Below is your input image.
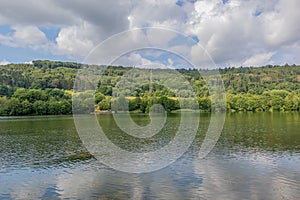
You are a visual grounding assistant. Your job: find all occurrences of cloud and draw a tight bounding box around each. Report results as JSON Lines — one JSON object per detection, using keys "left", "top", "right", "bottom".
{"left": 262, "top": 0, "right": 300, "bottom": 47}
{"left": 0, "top": 0, "right": 76, "bottom": 26}
{"left": 243, "top": 52, "right": 275, "bottom": 66}
{"left": 128, "top": 0, "right": 185, "bottom": 29}
{"left": 0, "top": 59, "right": 10, "bottom": 65}
{"left": 187, "top": 0, "right": 300, "bottom": 66}
{"left": 0, "top": 0, "right": 299, "bottom": 67}
{"left": 146, "top": 27, "right": 178, "bottom": 47}
{"left": 0, "top": 25, "right": 48, "bottom": 49}
{"left": 54, "top": 23, "right": 95, "bottom": 58}
{"left": 112, "top": 52, "right": 169, "bottom": 69}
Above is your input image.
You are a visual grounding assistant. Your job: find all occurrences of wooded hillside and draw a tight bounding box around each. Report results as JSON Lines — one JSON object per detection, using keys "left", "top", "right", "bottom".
{"left": 0, "top": 60, "right": 299, "bottom": 115}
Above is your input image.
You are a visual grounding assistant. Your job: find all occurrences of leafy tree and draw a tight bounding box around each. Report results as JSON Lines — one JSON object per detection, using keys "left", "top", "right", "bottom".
{"left": 95, "top": 92, "right": 105, "bottom": 104}
{"left": 98, "top": 97, "right": 111, "bottom": 110}
{"left": 32, "top": 100, "right": 48, "bottom": 115}
{"left": 129, "top": 97, "right": 142, "bottom": 111}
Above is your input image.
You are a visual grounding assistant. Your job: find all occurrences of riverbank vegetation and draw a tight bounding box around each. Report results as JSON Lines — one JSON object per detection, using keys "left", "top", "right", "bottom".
{"left": 0, "top": 60, "right": 299, "bottom": 115}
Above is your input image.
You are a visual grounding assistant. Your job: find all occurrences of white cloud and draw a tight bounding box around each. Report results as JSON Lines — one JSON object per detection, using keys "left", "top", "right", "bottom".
{"left": 0, "top": 59, "right": 10, "bottom": 65}
{"left": 262, "top": 0, "right": 300, "bottom": 47}
{"left": 129, "top": 0, "right": 184, "bottom": 30}
{"left": 186, "top": 0, "right": 300, "bottom": 66}
{"left": 13, "top": 26, "right": 48, "bottom": 47}
{"left": 243, "top": 52, "right": 275, "bottom": 67}
{"left": 54, "top": 22, "right": 95, "bottom": 58}
{"left": 113, "top": 52, "right": 166, "bottom": 69}
{"left": 146, "top": 26, "right": 177, "bottom": 47}
{"left": 0, "top": 25, "right": 48, "bottom": 49}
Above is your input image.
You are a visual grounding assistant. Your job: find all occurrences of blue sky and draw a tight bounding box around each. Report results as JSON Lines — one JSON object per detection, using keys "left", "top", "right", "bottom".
{"left": 0, "top": 0, "right": 299, "bottom": 68}
{"left": 38, "top": 26, "right": 60, "bottom": 43}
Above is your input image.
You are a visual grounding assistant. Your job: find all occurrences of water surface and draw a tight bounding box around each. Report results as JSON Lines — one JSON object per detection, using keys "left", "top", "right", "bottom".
{"left": 0, "top": 113, "right": 299, "bottom": 199}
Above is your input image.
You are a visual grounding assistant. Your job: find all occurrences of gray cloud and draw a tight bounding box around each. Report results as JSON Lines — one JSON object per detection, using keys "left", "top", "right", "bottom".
{"left": 0, "top": 0, "right": 76, "bottom": 26}
{"left": 54, "top": 0, "right": 131, "bottom": 36}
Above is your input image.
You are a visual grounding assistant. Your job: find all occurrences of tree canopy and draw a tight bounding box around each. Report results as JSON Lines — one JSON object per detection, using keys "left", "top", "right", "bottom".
{"left": 0, "top": 60, "right": 299, "bottom": 115}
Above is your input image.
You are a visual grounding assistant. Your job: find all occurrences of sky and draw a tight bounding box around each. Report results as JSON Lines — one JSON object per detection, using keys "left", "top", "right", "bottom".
{"left": 0, "top": 0, "right": 299, "bottom": 68}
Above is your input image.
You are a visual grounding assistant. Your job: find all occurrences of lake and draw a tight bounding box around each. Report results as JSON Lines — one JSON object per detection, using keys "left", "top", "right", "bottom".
{"left": 0, "top": 113, "right": 299, "bottom": 199}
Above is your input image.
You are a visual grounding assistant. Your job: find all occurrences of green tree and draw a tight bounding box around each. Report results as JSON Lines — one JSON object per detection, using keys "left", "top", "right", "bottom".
{"left": 32, "top": 100, "right": 48, "bottom": 115}
{"left": 129, "top": 97, "right": 142, "bottom": 111}
{"left": 95, "top": 92, "right": 105, "bottom": 104}
{"left": 98, "top": 97, "right": 111, "bottom": 110}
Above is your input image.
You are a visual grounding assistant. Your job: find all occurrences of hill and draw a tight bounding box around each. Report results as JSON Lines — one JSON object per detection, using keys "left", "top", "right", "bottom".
{"left": 0, "top": 60, "right": 299, "bottom": 115}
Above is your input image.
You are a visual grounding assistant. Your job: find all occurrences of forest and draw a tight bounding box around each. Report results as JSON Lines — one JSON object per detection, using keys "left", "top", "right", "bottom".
{"left": 0, "top": 60, "right": 299, "bottom": 115}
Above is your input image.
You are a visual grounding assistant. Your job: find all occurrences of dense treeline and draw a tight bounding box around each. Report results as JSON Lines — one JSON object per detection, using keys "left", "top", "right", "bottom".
{"left": 0, "top": 60, "right": 299, "bottom": 115}
{"left": 0, "top": 88, "right": 72, "bottom": 115}
{"left": 0, "top": 60, "right": 77, "bottom": 115}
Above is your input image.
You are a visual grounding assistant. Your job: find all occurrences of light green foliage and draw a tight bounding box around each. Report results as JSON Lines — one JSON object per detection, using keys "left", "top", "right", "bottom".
{"left": 0, "top": 61, "right": 299, "bottom": 115}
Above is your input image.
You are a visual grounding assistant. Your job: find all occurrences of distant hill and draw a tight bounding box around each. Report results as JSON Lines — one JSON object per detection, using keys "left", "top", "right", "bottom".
{"left": 0, "top": 60, "right": 299, "bottom": 115}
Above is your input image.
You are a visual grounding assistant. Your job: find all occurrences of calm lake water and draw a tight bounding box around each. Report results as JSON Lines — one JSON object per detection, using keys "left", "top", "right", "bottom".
{"left": 0, "top": 113, "right": 299, "bottom": 199}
